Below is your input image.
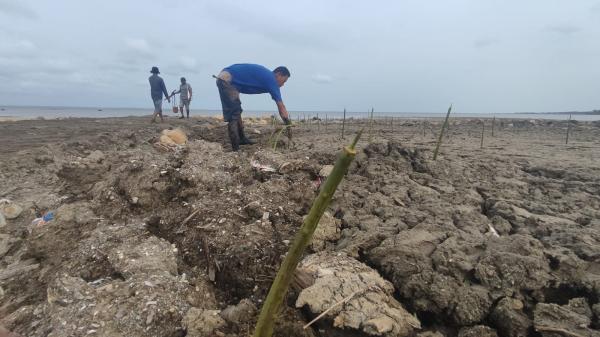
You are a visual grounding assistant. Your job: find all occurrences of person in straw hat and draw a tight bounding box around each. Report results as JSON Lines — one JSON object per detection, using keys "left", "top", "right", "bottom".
{"left": 148, "top": 66, "right": 170, "bottom": 123}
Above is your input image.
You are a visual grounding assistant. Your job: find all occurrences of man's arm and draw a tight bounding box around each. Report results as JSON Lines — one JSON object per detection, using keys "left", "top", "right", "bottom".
{"left": 161, "top": 79, "right": 170, "bottom": 102}
{"left": 188, "top": 86, "right": 192, "bottom": 100}
{"left": 276, "top": 101, "right": 290, "bottom": 124}
{"left": 170, "top": 89, "right": 181, "bottom": 98}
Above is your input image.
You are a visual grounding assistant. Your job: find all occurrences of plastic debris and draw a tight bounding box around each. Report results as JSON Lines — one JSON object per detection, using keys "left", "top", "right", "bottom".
{"left": 250, "top": 160, "right": 276, "bottom": 172}
{"left": 31, "top": 211, "right": 55, "bottom": 228}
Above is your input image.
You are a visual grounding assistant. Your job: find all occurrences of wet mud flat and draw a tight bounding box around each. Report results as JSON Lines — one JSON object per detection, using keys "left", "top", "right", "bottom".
{"left": 0, "top": 115, "right": 599, "bottom": 337}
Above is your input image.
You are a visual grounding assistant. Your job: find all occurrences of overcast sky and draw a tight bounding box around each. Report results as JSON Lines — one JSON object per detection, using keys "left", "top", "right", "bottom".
{"left": 0, "top": 0, "right": 599, "bottom": 113}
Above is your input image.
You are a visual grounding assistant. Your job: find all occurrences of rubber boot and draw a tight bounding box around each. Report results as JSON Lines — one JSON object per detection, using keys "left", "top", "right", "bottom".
{"left": 228, "top": 120, "right": 241, "bottom": 151}
{"left": 238, "top": 119, "right": 256, "bottom": 145}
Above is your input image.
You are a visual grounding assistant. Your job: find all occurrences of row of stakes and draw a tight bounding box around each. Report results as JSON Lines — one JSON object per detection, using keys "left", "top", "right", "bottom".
{"left": 271, "top": 108, "right": 576, "bottom": 148}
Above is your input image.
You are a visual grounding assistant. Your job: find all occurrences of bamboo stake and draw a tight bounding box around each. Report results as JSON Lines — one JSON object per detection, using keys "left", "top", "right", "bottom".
{"left": 565, "top": 114, "right": 572, "bottom": 144}
{"left": 368, "top": 108, "right": 374, "bottom": 143}
{"left": 316, "top": 113, "right": 319, "bottom": 132}
{"left": 341, "top": 108, "right": 346, "bottom": 139}
{"left": 432, "top": 104, "right": 452, "bottom": 160}
{"left": 480, "top": 120, "right": 485, "bottom": 149}
{"left": 253, "top": 131, "right": 363, "bottom": 337}
{"left": 325, "top": 114, "right": 328, "bottom": 131}
{"left": 491, "top": 116, "right": 495, "bottom": 137}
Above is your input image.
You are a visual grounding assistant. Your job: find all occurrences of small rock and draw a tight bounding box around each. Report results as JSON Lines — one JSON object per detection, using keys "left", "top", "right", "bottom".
{"left": 183, "top": 308, "right": 225, "bottom": 337}
{"left": 131, "top": 197, "right": 139, "bottom": 204}
{"left": 86, "top": 150, "right": 105, "bottom": 163}
{"left": 244, "top": 201, "right": 262, "bottom": 219}
{"left": 364, "top": 316, "right": 394, "bottom": 334}
{"left": 319, "top": 165, "right": 334, "bottom": 178}
{"left": 490, "top": 297, "right": 531, "bottom": 337}
{"left": 219, "top": 299, "right": 257, "bottom": 324}
{"left": 310, "top": 212, "right": 341, "bottom": 251}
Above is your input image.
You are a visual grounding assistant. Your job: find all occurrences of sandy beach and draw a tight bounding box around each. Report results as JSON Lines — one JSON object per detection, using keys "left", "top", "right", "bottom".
{"left": 1, "top": 115, "right": 599, "bottom": 336}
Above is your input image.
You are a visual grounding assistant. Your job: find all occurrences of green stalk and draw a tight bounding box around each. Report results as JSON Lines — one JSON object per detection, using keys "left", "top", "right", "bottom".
{"left": 432, "top": 104, "right": 452, "bottom": 160}
{"left": 272, "top": 124, "right": 293, "bottom": 150}
{"left": 254, "top": 131, "right": 363, "bottom": 337}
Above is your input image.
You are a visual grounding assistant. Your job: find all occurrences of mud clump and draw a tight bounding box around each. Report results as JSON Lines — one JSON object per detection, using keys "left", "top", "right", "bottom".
{"left": 295, "top": 252, "right": 420, "bottom": 336}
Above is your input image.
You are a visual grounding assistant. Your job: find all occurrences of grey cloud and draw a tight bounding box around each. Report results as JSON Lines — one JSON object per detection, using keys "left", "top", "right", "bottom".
{"left": 169, "top": 56, "right": 205, "bottom": 75}
{"left": 0, "top": 38, "right": 37, "bottom": 57}
{"left": 546, "top": 24, "right": 581, "bottom": 35}
{"left": 113, "top": 38, "right": 158, "bottom": 70}
{"left": 0, "top": 0, "right": 37, "bottom": 19}
{"left": 473, "top": 38, "right": 499, "bottom": 48}
{"left": 203, "top": 3, "right": 343, "bottom": 50}
{"left": 311, "top": 73, "right": 334, "bottom": 84}
{"left": 122, "top": 38, "right": 154, "bottom": 58}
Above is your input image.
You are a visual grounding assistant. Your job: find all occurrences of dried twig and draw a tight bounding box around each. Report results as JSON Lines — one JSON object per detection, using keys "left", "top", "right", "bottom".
{"left": 303, "top": 286, "right": 374, "bottom": 330}
{"left": 175, "top": 209, "right": 200, "bottom": 233}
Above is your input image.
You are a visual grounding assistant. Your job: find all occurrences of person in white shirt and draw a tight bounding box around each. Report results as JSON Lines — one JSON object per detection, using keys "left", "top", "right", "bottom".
{"left": 171, "top": 77, "right": 193, "bottom": 119}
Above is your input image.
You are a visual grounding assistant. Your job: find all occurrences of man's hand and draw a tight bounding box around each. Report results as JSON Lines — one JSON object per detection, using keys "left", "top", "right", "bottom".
{"left": 167, "top": 97, "right": 171, "bottom": 103}
{"left": 276, "top": 101, "right": 289, "bottom": 121}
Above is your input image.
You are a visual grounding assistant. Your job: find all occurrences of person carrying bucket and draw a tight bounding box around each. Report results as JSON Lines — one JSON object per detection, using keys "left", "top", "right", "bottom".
{"left": 170, "top": 77, "right": 193, "bottom": 119}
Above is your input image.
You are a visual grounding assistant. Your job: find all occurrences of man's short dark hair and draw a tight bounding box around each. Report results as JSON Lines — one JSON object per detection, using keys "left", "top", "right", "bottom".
{"left": 273, "top": 66, "right": 290, "bottom": 77}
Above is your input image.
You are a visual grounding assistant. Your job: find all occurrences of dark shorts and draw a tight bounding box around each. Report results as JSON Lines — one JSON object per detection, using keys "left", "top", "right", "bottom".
{"left": 216, "top": 76, "right": 242, "bottom": 122}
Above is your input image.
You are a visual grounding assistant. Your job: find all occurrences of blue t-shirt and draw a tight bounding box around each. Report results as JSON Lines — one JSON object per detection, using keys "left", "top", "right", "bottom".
{"left": 223, "top": 64, "right": 283, "bottom": 102}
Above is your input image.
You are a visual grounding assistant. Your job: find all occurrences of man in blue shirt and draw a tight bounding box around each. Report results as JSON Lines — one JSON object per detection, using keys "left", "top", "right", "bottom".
{"left": 149, "top": 66, "right": 170, "bottom": 123}
{"left": 215, "top": 64, "right": 291, "bottom": 151}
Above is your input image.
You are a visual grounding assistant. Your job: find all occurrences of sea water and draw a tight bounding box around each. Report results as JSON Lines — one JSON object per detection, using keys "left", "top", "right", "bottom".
{"left": 1, "top": 105, "right": 599, "bottom": 121}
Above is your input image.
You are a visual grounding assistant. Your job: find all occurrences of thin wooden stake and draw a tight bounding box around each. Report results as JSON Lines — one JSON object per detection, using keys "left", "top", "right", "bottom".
{"left": 480, "top": 120, "right": 485, "bottom": 149}
{"left": 368, "top": 108, "right": 374, "bottom": 143}
{"left": 317, "top": 113, "right": 320, "bottom": 132}
{"left": 491, "top": 116, "right": 495, "bottom": 137}
{"left": 341, "top": 108, "right": 346, "bottom": 139}
{"left": 566, "top": 114, "right": 572, "bottom": 144}
{"left": 432, "top": 104, "right": 452, "bottom": 160}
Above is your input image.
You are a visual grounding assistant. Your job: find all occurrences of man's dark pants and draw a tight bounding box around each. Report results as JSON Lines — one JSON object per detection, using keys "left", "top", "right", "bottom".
{"left": 216, "top": 78, "right": 248, "bottom": 151}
